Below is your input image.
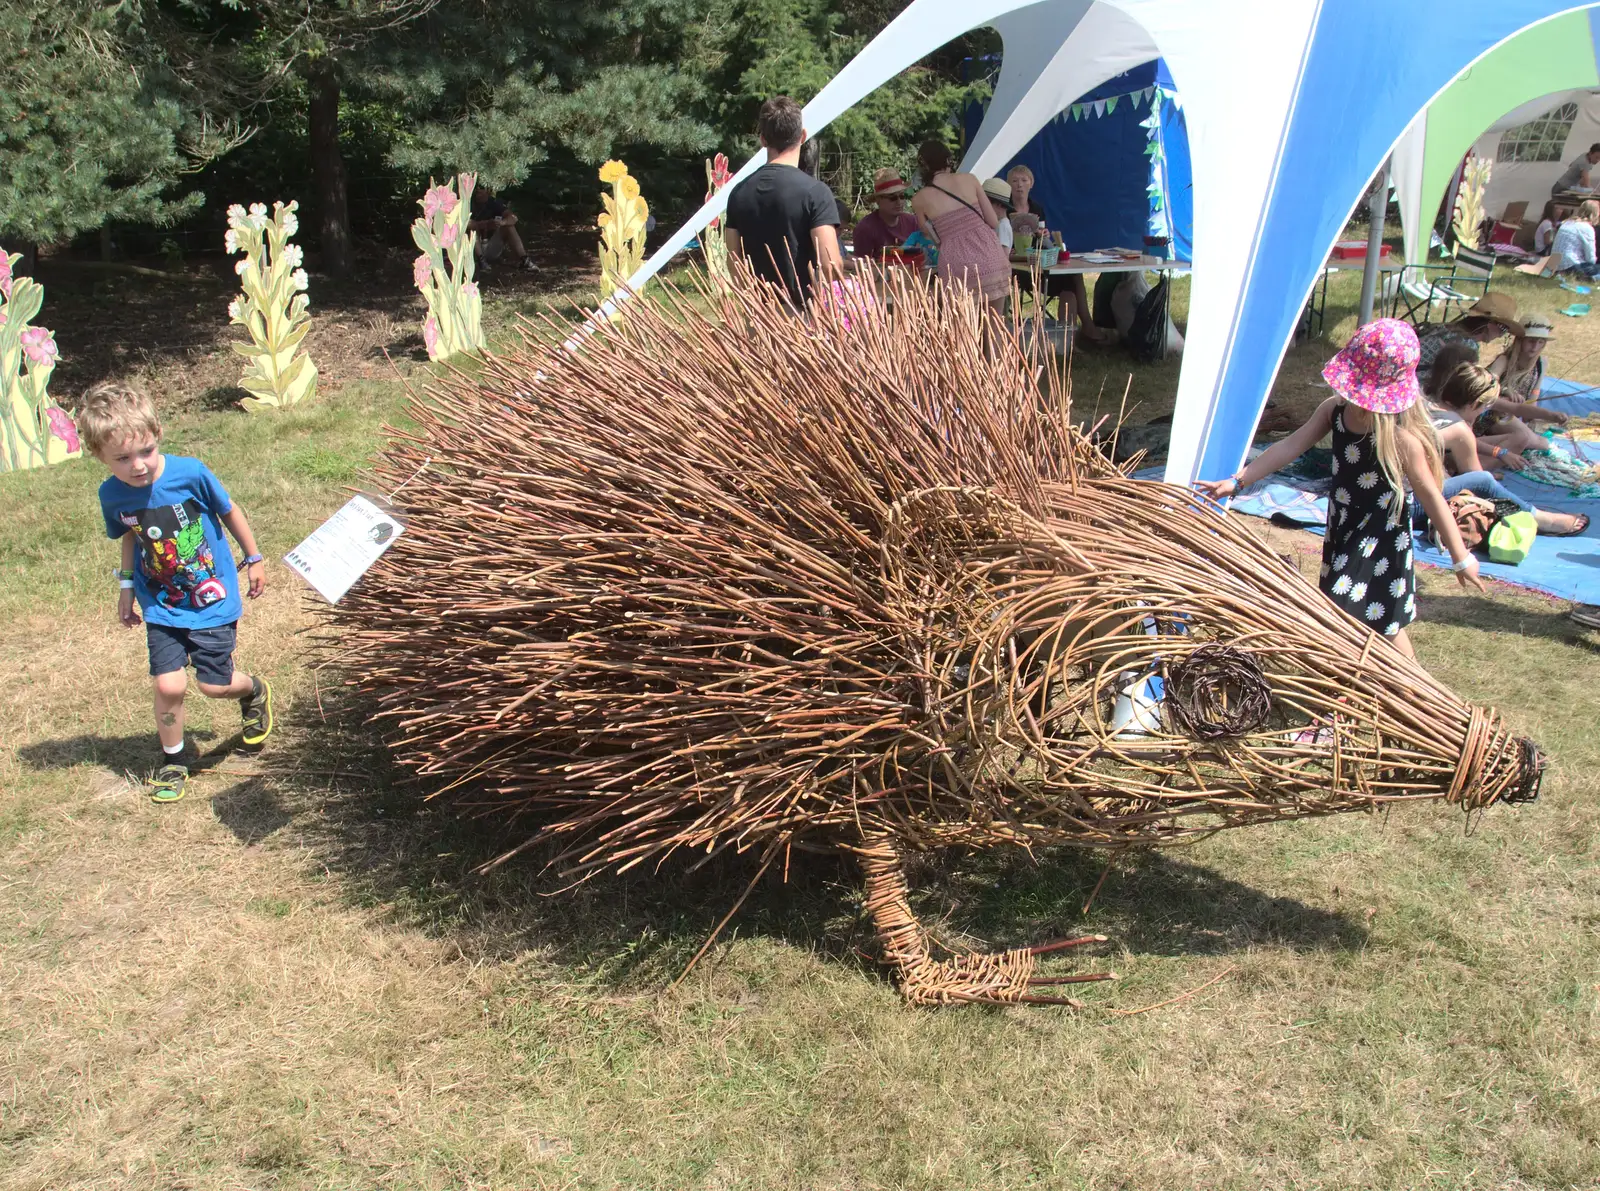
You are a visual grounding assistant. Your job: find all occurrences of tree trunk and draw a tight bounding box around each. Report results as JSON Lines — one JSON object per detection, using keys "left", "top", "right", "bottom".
{"left": 307, "top": 59, "right": 351, "bottom": 278}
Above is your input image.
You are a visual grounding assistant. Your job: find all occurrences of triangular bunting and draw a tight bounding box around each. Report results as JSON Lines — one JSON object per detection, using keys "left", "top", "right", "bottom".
{"left": 1106, "top": 96, "right": 1118, "bottom": 115}
{"left": 1071, "top": 103, "right": 1083, "bottom": 121}
{"left": 1093, "top": 99, "right": 1106, "bottom": 117}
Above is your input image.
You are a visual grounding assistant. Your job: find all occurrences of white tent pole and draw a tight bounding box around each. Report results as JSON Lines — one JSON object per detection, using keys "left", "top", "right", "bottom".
{"left": 1357, "top": 157, "right": 1391, "bottom": 325}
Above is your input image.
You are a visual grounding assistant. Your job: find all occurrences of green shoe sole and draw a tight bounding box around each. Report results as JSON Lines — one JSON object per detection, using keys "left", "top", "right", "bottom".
{"left": 149, "top": 764, "right": 189, "bottom": 803}
{"left": 241, "top": 677, "right": 274, "bottom": 747}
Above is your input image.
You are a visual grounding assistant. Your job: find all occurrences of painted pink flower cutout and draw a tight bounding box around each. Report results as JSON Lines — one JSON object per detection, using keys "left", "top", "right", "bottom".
{"left": 0, "top": 251, "right": 12, "bottom": 299}
{"left": 439, "top": 222, "right": 460, "bottom": 250}
{"left": 423, "top": 185, "right": 458, "bottom": 225}
{"left": 461, "top": 281, "right": 479, "bottom": 300}
{"left": 422, "top": 314, "right": 440, "bottom": 359}
{"left": 413, "top": 254, "right": 433, "bottom": 292}
{"left": 44, "top": 406, "right": 79, "bottom": 452}
{"left": 20, "top": 325, "right": 57, "bottom": 367}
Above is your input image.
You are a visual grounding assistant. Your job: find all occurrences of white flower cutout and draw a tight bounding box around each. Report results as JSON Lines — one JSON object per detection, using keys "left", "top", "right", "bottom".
{"left": 1349, "top": 581, "right": 1368, "bottom": 602}
{"left": 1377, "top": 491, "right": 1392, "bottom": 509}
{"left": 1359, "top": 536, "right": 1378, "bottom": 557}
{"left": 1332, "top": 575, "right": 1353, "bottom": 595}
{"left": 1345, "top": 443, "right": 1361, "bottom": 463}
{"left": 1333, "top": 552, "right": 1349, "bottom": 570}
{"left": 1390, "top": 577, "right": 1407, "bottom": 598}
{"left": 1373, "top": 557, "right": 1389, "bottom": 576}
{"left": 1335, "top": 487, "right": 1351, "bottom": 505}
{"left": 1357, "top": 471, "right": 1379, "bottom": 489}
{"left": 1385, "top": 622, "right": 1399, "bottom": 635}
{"left": 1365, "top": 602, "right": 1386, "bottom": 621}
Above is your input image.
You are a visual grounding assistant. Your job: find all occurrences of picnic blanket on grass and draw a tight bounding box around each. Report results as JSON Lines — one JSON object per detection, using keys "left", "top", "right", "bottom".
{"left": 1140, "top": 381, "right": 1600, "bottom": 602}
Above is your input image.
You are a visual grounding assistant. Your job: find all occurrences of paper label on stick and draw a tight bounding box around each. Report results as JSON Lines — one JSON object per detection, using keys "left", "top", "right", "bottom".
{"left": 283, "top": 495, "right": 404, "bottom": 604}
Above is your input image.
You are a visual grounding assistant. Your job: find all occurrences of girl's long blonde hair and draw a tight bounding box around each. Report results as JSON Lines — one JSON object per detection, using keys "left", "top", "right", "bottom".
{"left": 1369, "top": 402, "right": 1444, "bottom": 504}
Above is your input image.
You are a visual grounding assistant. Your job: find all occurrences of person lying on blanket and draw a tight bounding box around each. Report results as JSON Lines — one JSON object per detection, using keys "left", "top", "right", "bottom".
{"left": 1421, "top": 364, "right": 1589, "bottom": 538}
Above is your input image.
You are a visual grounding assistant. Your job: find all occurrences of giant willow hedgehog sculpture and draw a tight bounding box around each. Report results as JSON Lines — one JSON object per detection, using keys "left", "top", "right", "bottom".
{"left": 331, "top": 272, "right": 1544, "bottom": 1005}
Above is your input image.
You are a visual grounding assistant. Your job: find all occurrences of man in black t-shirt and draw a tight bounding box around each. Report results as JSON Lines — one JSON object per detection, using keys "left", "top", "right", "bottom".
{"left": 724, "top": 96, "right": 842, "bottom": 308}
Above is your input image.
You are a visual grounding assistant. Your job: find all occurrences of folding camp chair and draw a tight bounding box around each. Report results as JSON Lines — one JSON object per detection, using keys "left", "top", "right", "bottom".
{"left": 1389, "top": 244, "right": 1496, "bottom": 327}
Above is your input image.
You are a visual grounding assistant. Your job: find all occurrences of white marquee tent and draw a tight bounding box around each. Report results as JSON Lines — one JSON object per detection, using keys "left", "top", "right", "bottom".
{"left": 614, "top": 0, "right": 1591, "bottom": 485}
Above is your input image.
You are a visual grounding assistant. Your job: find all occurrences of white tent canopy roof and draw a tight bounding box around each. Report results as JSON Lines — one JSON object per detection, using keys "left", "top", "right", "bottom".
{"left": 611, "top": 0, "right": 1587, "bottom": 484}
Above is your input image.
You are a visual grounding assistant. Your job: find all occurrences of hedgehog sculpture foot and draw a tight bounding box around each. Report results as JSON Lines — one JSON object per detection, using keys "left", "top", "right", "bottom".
{"left": 859, "top": 835, "right": 1116, "bottom": 1006}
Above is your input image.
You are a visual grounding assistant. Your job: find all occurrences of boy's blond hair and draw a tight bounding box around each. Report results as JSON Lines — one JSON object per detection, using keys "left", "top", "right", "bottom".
{"left": 78, "top": 381, "right": 162, "bottom": 456}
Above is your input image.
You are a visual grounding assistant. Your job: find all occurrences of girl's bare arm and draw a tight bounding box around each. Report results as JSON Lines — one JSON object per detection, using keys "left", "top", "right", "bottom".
{"left": 1195, "top": 398, "right": 1338, "bottom": 497}
{"left": 1401, "top": 429, "right": 1484, "bottom": 590}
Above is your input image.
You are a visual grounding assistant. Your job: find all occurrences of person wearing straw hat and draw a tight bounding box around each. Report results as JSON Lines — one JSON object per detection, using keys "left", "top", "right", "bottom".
{"left": 851, "top": 169, "right": 919, "bottom": 261}
{"left": 1199, "top": 318, "right": 1484, "bottom": 662}
{"left": 1488, "top": 313, "right": 1555, "bottom": 404}
{"left": 981, "top": 177, "right": 1015, "bottom": 255}
{"left": 1415, "top": 291, "right": 1522, "bottom": 378}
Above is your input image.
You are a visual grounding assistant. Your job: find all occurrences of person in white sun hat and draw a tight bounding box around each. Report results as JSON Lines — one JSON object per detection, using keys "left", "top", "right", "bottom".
{"left": 1489, "top": 314, "right": 1553, "bottom": 404}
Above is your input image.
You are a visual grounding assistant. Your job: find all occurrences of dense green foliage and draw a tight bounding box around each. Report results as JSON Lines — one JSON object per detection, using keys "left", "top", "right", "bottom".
{"left": 0, "top": 1, "right": 200, "bottom": 244}
{"left": 0, "top": 0, "right": 989, "bottom": 250}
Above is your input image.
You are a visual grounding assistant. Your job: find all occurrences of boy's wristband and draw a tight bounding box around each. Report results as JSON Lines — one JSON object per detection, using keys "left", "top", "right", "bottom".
{"left": 119, "top": 579, "right": 135, "bottom": 590}
{"left": 242, "top": 553, "right": 264, "bottom": 566}
{"left": 1451, "top": 557, "right": 1473, "bottom": 573}
{"left": 1492, "top": 446, "right": 1506, "bottom": 459}
{"left": 112, "top": 568, "right": 133, "bottom": 581}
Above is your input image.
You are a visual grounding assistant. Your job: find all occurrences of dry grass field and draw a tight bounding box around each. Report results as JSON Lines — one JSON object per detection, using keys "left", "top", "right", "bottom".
{"left": 2, "top": 255, "right": 1598, "bottom": 1190}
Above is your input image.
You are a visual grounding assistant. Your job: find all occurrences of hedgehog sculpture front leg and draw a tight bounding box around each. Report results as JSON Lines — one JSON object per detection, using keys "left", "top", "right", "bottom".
{"left": 858, "top": 834, "right": 1116, "bottom": 1006}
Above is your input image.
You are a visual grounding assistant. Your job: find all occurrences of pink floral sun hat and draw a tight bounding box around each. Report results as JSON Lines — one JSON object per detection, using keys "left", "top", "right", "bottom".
{"left": 1321, "top": 317, "right": 1422, "bottom": 414}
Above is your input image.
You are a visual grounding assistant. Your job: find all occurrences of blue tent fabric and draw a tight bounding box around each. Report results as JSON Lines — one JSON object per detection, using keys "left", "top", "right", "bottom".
{"left": 963, "top": 60, "right": 1193, "bottom": 256}
{"left": 1191, "top": 0, "right": 1600, "bottom": 485}
{"left": 1150, "top": 379, "right": 1600, "bottom": 603}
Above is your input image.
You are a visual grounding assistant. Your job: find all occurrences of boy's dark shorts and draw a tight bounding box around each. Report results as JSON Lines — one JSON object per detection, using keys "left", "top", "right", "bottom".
{"left": 147, "top": 621, "right": 238, "bottom": 685}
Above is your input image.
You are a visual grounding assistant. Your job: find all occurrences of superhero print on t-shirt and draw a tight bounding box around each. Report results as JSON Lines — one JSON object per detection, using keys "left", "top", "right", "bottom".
{"left": 118, "top": 500, "right": 228, "bottom": 611}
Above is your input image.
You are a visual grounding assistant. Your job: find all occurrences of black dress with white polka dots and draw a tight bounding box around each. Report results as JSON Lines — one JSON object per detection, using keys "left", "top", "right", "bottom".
{"left": 1319, "top": 404, "right": 1416, "bottom": 637}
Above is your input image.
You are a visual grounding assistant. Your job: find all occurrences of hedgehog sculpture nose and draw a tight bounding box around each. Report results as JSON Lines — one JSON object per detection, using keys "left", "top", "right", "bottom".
{"left": 1454, "top": 707, "right": 1546, "bottom": 808}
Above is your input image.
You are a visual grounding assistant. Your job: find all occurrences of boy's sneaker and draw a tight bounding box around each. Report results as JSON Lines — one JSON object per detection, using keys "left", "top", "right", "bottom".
{"left": 149, "top": 762, "right": 190, "bottom": 803}
{"left": 240, "top": 676, "right": 274, "bottom": 748}
{"left": 519, "top": 256, "right": 539, "bottom": 273}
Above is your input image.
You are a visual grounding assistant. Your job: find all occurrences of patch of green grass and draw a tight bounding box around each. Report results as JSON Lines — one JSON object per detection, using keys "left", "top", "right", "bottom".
{"left": 0, "top": 283, "right": 1597, "bottom": 1191}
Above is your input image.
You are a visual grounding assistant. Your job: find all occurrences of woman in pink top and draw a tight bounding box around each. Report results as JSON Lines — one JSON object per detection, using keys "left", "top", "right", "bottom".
{"left": 910, "top": 141, "right": 1010, "bottom": 311}
{"left": 852, "top": 170, "right": 919, "bottom": 260}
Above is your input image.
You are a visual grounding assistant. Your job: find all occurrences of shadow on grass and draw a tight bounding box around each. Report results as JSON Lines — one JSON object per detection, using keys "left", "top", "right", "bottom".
{"left": 258, "top": 691, "right": 1364, "bottom": 995}
{"left": 16, "top": 729, "right": 222, "bottom": 775}
{"left": 1417, "top": 592, "right": 1600, "bottom": 654}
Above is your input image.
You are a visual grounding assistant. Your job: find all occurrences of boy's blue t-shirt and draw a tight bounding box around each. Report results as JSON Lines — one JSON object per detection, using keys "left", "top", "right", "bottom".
{"left": 100, "top": 455, "right": 242, "bottom": 629}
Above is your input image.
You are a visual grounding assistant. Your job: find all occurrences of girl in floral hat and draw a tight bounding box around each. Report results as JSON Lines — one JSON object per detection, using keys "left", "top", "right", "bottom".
{"left": 1198, "top": 318, "right": 1484, "bottom": 660}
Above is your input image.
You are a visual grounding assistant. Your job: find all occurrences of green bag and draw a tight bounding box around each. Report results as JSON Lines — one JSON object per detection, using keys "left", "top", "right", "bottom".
{"left": 1487, "top": 510, "right": 1538, "bottom": 564}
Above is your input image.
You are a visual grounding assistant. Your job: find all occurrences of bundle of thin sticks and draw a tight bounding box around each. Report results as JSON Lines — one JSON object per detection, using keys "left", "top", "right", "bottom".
{"left": 323, "top": 269, "right": 1543, "bottom": 1004}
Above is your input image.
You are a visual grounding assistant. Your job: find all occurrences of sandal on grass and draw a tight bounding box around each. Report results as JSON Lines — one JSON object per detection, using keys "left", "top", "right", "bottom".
{"left": 1546, "top": 512, "right": 1590, "bottom": 537}
{"left": 148, "top": 763, "right": 189, "bottom": 803}
{"left": 1570, "top": 604, "right": 1600, "bottom": 630}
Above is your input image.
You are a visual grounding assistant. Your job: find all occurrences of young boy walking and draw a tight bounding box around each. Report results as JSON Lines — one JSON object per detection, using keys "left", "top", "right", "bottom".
{"left": 80, "top": 382, "right": 273, "bottom": 802}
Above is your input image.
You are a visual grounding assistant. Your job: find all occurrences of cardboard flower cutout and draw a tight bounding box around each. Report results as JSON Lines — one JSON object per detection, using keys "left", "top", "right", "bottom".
{"left": 225, "top": 201, "right": 318, "bottom": 411}
{"left": 411, "top": 174, "right": 485, "bottom": 362}
{"left": 0, "top": 246, "right": 80, "bottom": 472}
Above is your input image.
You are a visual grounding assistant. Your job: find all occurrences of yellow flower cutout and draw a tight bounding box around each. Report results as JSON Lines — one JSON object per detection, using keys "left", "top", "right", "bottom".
{"left": 618, "top": 174, "right": 641, "bottom": 200}
{"left": 598, "top": 211, "right": 613, "bottom": 229}
{"left": 599, "top": 160, "right": 629, "bottom": 184}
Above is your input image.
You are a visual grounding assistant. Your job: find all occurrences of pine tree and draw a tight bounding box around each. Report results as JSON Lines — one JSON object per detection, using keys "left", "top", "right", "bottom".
{"left": 0, "top": 1, "right": 202, "bottom": 248}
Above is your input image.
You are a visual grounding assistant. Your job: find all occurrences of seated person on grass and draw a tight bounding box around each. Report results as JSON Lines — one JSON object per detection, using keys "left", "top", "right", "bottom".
{"left": 1487, "top": 314, "right": 1553, "bottom": 404}
{"left": 469, "top": 187, "right": 536, "bottom": 274}
{"left": 1423, "top": 361, "right": 1587, "bottom": 536}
